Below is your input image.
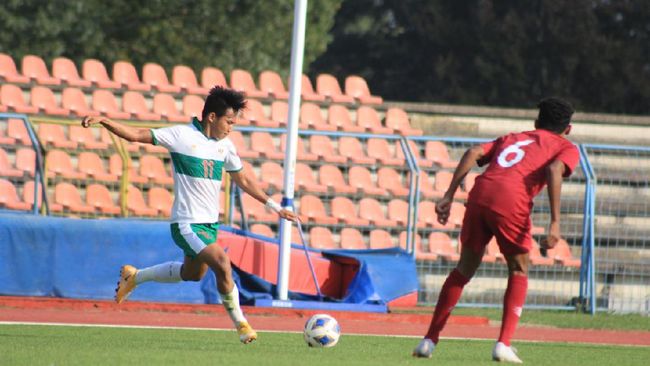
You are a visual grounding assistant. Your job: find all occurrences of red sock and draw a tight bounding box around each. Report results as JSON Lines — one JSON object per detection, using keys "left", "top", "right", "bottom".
{"left": 498, "top": 274, "right": 528, "bottom": 346}
{"left": 424, "top": 268, "right": 470, "bottom": 343}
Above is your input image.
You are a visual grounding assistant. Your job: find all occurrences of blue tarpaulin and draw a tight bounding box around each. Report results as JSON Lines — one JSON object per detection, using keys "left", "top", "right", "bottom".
{"left": 0, "top": 212, "right": 417, "bottom": 307}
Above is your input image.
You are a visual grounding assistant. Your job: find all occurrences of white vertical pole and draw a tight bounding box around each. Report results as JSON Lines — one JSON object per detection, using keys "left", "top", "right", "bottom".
{"left": 277, "top": 0, "right": 308, "bottom": 300}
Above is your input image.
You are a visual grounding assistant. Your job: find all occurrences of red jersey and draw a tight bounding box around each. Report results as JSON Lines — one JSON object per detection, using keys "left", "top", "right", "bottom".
{"left": 468, "top": 129, "right": 579, "bottom": 218}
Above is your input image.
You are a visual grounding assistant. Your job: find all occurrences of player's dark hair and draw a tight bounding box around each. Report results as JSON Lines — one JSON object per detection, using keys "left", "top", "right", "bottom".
{"left": 202, "top": 86, "right": 247, "bottom": 119}
{"left": 536, "top": 97, "right": 574, "bottom": 133}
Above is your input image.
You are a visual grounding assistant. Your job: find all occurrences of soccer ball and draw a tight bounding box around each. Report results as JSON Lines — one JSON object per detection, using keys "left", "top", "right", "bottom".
{"left": 303, "top": 313, "right": 341, "bottom": 348}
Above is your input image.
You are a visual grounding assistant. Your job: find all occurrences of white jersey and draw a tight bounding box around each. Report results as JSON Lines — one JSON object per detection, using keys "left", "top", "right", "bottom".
{"left": 151, "top": 118, "right": 242, "bottom": 224}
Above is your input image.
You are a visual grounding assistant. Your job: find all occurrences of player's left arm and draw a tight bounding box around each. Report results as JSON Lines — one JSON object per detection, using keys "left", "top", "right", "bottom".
{"left": 435, "top": 145, "right": 484, "bottom": 224}
{"left": 229, "top": 169, "right": 298, "bottom": 222}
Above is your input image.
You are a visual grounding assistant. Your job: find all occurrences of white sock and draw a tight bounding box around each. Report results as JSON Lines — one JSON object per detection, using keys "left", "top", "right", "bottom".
{"left": 220, "top": 283, "right": 247, "bottom": 325}
{"left": 135, "top": 262, "right": 183, "bottom": 284}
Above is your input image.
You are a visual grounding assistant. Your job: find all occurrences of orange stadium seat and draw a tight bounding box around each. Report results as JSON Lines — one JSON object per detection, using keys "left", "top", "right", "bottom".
{"left": 316, "top": 74, "right": 355, "bottom": 103}
{"left": 385, "top": 108, "right": 423, "bottom": 136}
{"left": 54, "top": 182, "right": 95, "bottom": 213}
{"left": 417, "top": 200, "right": 440, "bottom": 228}
{"left": 301, "top": 74, "right": 326, "bottom": 102}
{"left": 143, "top": 62, "right": 181, "bottom": 93}
{"left": 369, "top": 229, "right": 394, "bottom": 249}
{"left": 270, "top": 101, "right": 289, "bottom": 127}
{"left": 122, "top": 91, "right": 162, "bottom": 121}
{"left": 201, "top": 67, "right": 228, "bottom": 89}
{"left": 449, "top": 201, "right": 466, "bottom": 227}
{"left": 22, "top": 180, "right": 63, "bottom": 212}
{"left": 78, "top": 152, "right": 118, "bottom": 182}
{"left": 327, "top": 105, "right": 364, "bottom": 133}
{"left": 92, "top": 90, "right": 131, "bottom": 120}
{"left": 310, "top": 227, "right": 337, "bottom": 250}
{"left": 22, "top": 55, "right": 61, "bottom": 85}
{"left": 310, "top": 135, "right": 346, "bottom": 164}
{"left": 425, "top": 141, "right": 459, "bottom": 169}
{"left": 1, "top": 84, "right": 39, "bottom": 114}
{"left": 300, "top": 103, "right": 336, "bottom": 131}
{"left": 398, "top": 231, "right": 422, "bottom": 251}
{"left": 340, "top": 228, "right": 366, "bottom": 250}
{"left": 0, "top": 179, "right": 31, "bottom": 211}
{"left": 229, "top": 132, "right": 258, "bottom": 160}
{"left": 52, "top": 57, "right": 92, "bottom": 87}
{"left": 259, "top": 161, "right": 284, "bottom": 191}
{"left": 112, "top": 61, "right": 151, "bottom": 91}
{"left": 62, "top": 88, "right": 100, "bottom": 117}
{"left": 530, "top": 240, "right": 555, "bottom": 266}
{"left": 172, "top": 65, "right": 209, "bottom": 95}
{"left": 356, "top": 106, "right": 393, "bottom": 134}
{"left": 434, "top": 170, "right": 468, "bottom": 200}
{"left": 242, "top": 99, "right": 274, "bottom": 127}
{"left": 31, "top": 86, "right": 70, "bottom": 116}
{"left": 367, "top": 138, "right": 404, "bottom": 166}
{"left": 479, "top": 238, "right": 502, "bottom": 263}
{"left": 331, "top": 196, "right": 370, "bottom": 226}
{"left": 230, "top": 69, "right": 268, "bottom": 99}
{"left": 0, "top": 53, "right": 30, "bottom": 83}
{"left": 377, "top": 167, "right": 409, "bottom": 197}
{"left": 6, "top": 118, "right": 32, "bottom": 146}
{"left": 86, "top": 183, "right": 121, "bottom": 215}
{"left": 344, "top": 75, "right": 383, "bottom": 105}
{"left": 295, "top": 163, "right": 327, "bottom": 193}
{"left": 418, "top": 171, "right": 443, "bottom": 199}
{"left": 250, "top": 223, "right": 274, "bottom": 238}
{"left": 546, "top": 239, "right": 581, "bottom": 268}
{"left": 139, "top": 155, "right": 174, "bottom": 185}
{"left": 69, "top": 125, "right": 109, "bottom": 150}
{"left": 83, "top": 59, "right": 121, "bottom": 89}
{"left": 318, "top": 165, "right": 356, "bottom": 194}
{"left": 348, "top": 166, "right": 387, "bottom": 196}
{"left": 428, "top": 232, "right": 459, "bottom": 261}
{"left": 109, "top": 154, "right": 147, "bottom": 184}
{"left": 388, "top": 199, "right": 413, "bottom": 227}
{"left": 0, "top": 147, "right": 22, "bottom": 177}
{"left": 242, "top": 193, "right": 276, "bottom": 222}
{"left": 259, "top": 70, "right": 289, "bottom": 99}
{"left": 38, "top": 124, "right": 77, "bottom": 149}
{"left": 101, "top": 128, "right": 140, "bottom": 153}
{"left": 359, "top": 198, "right": 397, "bottom": 227}
{"left": 280, "top": 135, "right": 318, "bottom": 162}
{"left": 46, "top": 150, "right": 85, "bottom": 179}
{"left": 298, "top": 195, "right": 337, "bottom": 225}
{"left": 182, "top": 94, "right": 204, "bottom": 119}
{"left": 338, "top": 137, "right": 375, "bottom": 165}
{"left": 0, "top": 122, "right": 14, "bottom": 144}
{"left": 395, "top": 140, "right": 432, "bottom": 168}
{"left": 251, "top": 132, "right": 284, "bottom": 160}
{"left": 148, "top": 186, "right": 173, "bottom": 217}
{"left": 152, "top": 94, "right": 188, "bottom": 123}
{"left": 126, "top": 185, "right": 158, "bottom": 216}
{"left": 15, "top": 148, "right": 35, "bottom": 177}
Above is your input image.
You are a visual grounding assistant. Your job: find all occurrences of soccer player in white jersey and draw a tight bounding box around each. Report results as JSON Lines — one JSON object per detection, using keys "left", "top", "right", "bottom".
{"left": 81, "top": 86, "right": 297, "bottom": 344}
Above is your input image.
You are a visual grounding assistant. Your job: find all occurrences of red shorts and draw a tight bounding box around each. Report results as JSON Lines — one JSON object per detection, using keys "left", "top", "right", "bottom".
{"left": 460, "top": 203, "right": 532, "bottom": 256}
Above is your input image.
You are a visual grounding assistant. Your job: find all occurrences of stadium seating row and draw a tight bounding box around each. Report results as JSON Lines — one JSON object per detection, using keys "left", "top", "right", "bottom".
{"left": 248, "top": 223, "right": 580, "bottom": 267}
{"left": 0, "top": 53, "right": 383, "bottom": 105}
{"left": 0, "top": 84, "right": 420, "bottom": 134}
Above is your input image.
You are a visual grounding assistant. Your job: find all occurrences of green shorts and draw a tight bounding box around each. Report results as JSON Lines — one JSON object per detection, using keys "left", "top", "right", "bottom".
{"left": 170, "top": 222, "right": 220, "bottom": 258}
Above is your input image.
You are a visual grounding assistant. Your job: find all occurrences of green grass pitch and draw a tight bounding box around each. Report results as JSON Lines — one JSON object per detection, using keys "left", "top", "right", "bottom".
{"left": 1, "top": 324, "right": 648, "bottom": 366}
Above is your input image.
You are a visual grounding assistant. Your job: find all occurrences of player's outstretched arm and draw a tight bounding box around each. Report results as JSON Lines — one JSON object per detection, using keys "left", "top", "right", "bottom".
{"left": 229, "top": 169, "right": 298, "bottom": 222}
{"left": 542, "top": 160, "right": 566, "bottom": 249}
{"left": 435, "top": 145, "right": 483, "bottom": 224}
{"left": 81, "top": 116, "right": 153, "bottom": 144}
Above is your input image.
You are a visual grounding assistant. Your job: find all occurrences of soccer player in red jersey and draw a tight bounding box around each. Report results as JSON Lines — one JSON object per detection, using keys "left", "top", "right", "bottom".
{"left": 413, "top": 97, "right": 580, "bottom": 363}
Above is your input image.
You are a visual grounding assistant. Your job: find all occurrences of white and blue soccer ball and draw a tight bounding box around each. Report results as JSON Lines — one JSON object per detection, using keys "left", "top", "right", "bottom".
{"left": 303, "top": 313, "right": 341, "bottom": 348}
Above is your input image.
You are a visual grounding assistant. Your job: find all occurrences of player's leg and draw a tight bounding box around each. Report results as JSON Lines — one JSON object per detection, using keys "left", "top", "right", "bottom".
{"left": 414, "top": 204, "right": 491, "bottom": 358}
{"left": 197, "top": 243, "right": 257, "bottom": 344}
{"left": 490, "top": 215, "right": 531, "bottom": 363}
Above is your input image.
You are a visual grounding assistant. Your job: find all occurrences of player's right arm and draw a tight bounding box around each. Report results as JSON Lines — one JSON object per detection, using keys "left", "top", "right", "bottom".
{"left": 542, "top": 159, "right": 566, "bottom": 249}
{"left": 81, "top": 116, "right": 153, "bottom": 144}
{"left": 436, "top": 144, "right": 484, "bottom": 224}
